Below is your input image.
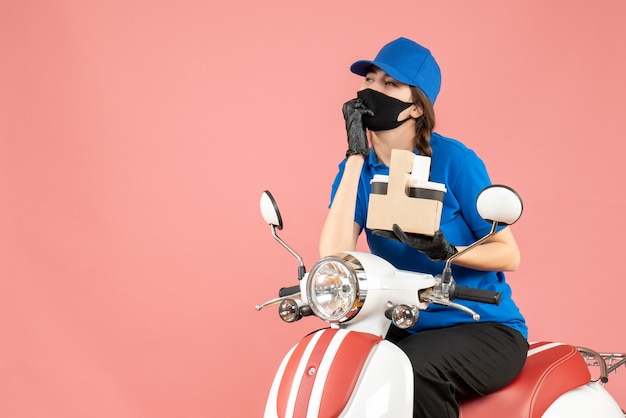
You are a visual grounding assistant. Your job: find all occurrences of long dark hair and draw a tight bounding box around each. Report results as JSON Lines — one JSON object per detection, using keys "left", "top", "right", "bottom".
{"left": 410, "top": 86, "right": 435, "bottom": 157}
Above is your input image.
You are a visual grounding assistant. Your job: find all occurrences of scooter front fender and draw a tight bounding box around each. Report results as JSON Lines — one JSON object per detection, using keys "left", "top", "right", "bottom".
{"left": 264, "top": 328, "right": 413, "bottom": 418}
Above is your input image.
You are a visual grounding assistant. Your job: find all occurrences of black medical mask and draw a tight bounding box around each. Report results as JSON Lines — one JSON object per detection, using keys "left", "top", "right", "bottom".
{"left": 356, "top": 89, "right": 414, "bottom": 131}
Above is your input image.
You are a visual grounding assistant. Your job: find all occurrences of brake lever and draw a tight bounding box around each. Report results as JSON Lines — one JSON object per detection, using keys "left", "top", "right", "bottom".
{"left": 255, "top": 292, "right": 301, "bottom": 311}
{"left": 421, "top": 293, "right": 480, "bottom": 321}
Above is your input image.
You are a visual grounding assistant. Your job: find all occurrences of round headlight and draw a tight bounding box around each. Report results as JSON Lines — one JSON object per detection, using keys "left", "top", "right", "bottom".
{"left": 307, "top": 254, "right": 365, "bottom": 322}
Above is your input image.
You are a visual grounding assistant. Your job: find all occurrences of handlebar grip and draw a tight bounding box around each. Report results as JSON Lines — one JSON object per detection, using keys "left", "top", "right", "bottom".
{"left": 278, "top": 285, "right": 300, "bottom": 297}
{"left": 451, "top": 285, "right": 501, "bottom": 306}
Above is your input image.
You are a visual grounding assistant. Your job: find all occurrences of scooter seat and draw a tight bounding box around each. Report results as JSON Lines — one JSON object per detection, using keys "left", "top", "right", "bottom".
{"left": 460, "top": 341, "right": 591, "bottom": 418}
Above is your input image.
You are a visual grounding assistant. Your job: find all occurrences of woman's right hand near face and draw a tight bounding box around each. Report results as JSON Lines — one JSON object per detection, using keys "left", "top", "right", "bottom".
{"left": 342, "top": 98, "right": 373, "bottom": 157}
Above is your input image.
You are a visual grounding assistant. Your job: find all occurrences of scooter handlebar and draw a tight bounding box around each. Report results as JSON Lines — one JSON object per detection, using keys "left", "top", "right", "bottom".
{"left": 279, "top": 285, "right": 300, "bottom": 297}
{"left": 450, "top": 285, "right": 501, "bottom": 306}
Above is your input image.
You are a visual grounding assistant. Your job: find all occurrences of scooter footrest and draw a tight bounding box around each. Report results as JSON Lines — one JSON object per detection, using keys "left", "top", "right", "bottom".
{"left": 460, "top": 341, "right": 591, "bottom": 418}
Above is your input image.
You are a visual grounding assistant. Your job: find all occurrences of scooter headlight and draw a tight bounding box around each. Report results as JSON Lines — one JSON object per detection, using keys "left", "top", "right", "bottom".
{"left": 307, "top": 254, "right": 365, "bottom": 323}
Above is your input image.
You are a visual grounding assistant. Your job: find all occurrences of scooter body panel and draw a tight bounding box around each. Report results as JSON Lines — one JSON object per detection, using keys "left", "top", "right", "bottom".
{"left": 542, "top": 383, "right": 624, "bottom": 417}
{"left": 264, "top": 329, "right": 413, "bottom": 418}
{"left": 338, "top": 340, "right": 413, "bottom": 418}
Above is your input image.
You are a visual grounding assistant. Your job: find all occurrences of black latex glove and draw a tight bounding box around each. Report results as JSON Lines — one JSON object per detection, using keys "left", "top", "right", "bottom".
{"left": 342, "top": 98, "right": 374, "bottom": 157}
{"left": 372, "top": 224, "right": 458, "bottom": 262}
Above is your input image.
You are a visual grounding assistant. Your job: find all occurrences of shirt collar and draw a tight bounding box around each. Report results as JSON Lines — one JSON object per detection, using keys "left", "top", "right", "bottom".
{"left": 367, "top": 149, "right": 386, "bottom": 169}
{"left": 367, "top": 147, "right": 420, "bottom": 170}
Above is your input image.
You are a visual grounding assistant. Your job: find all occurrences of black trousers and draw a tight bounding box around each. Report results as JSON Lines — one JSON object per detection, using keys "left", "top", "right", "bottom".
{"left": 386, "top": 322, "right": 528, "bottom": 418}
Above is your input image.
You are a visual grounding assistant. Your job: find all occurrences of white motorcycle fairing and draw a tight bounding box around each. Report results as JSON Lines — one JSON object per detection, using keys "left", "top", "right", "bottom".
{"left": 264, "top": 328, "right": 414, "bottom": 418}
{"left": 266, "top": 336, "right": 625, "bottom": 418}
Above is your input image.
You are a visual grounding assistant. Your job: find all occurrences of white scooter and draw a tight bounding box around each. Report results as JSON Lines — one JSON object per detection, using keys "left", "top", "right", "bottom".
{"left": 256, "top": 185, "right": 625, "bottom": 417}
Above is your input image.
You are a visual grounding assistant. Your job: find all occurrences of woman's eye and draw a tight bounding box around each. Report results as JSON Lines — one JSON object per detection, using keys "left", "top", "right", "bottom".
{"left": 385, "top": 81, "right": 397, "bottom": 87}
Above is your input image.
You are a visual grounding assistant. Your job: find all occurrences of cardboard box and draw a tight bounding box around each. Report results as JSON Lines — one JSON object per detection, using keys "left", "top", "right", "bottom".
{"left": 366, "top": 149, "right": 446, "bottom": 236}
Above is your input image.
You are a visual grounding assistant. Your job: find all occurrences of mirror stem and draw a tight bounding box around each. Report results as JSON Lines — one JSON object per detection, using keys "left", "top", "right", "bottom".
{"left": 271, "top": 225, "right": 306, "bottom": 280}
{"left": 442, "top": 222, "right": 500, "bottom": 284}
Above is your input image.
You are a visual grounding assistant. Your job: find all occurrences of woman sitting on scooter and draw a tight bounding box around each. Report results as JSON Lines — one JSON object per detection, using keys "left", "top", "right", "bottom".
{"left": 319, "top": 37, "right": 529, "bottom": 418}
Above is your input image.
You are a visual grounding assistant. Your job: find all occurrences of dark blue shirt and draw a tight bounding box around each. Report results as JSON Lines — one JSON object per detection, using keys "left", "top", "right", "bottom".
{"left": 330, "top": 132, "right": 528, "bottom": 338}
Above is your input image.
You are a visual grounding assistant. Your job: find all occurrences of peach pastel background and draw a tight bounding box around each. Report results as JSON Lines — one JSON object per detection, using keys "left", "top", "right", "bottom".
{"left": 2, "top": 1, "right": 625, "bottom": 417}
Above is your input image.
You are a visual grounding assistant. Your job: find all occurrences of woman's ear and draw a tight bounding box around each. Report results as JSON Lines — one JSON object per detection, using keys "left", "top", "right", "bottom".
{"left": 411, "top": 104, "right": 424, "bottom": 118}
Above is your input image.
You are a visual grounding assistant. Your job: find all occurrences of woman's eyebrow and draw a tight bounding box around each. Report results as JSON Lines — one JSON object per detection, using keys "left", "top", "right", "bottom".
{"left": 366, "top": 67, "right": 386, "bottom": 77}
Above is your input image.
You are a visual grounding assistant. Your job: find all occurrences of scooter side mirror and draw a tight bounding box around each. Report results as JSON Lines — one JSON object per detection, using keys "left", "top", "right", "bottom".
{"left": 259, "top": 190, "right": 306, "bottom": 281}
{"left": 260, "top": 190, "right": 283, "bottom": 230}
{"left": 442, "top": 184, "right": 523, "bottom": 289}
{"left": 476, "top": 185, "right": 524, "bottom": 226}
